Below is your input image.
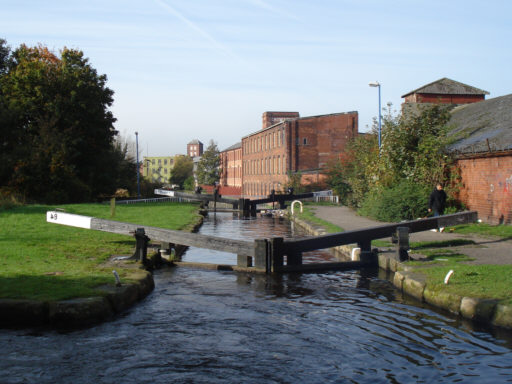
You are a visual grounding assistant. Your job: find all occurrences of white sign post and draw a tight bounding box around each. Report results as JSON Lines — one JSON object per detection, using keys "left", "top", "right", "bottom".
{"left": 46, "top": 211, "right": 93, "bottom": 229}
{"left": 154, "top": 189, "right": 175, "bottom": 197}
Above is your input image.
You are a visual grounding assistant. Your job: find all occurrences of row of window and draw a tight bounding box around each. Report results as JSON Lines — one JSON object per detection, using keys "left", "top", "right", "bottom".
{"left": 243, "top": 155, "right": 287, "bottom": 176}
{"left": 243, "top": 182, "right": 281, "bottom": 196}
{"left": 149, "top": 158, "right": 172, "bottom": 166}
{"left": 243, "top": 128, "right": 285, "bottom": 155}
{"left": 145, "top": 167, "right": 171, "bottom": 176}
{"left": 222, "top": 166, "right": 242, "bottom": 179}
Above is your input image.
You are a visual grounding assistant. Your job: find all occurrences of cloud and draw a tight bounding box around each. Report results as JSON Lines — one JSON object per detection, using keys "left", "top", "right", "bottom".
{"left": 154, "top": 0, "right": 245, "bottom": 63}
{"left": 246, "top": 0, "right": 300, "bottom": 21}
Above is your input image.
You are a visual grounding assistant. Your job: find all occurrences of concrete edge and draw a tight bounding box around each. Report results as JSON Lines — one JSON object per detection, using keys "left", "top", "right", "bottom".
{"left": 292, "top": 207, "right": 512, "bottom": 331}
{"left": 0, "top": 269, "right": 155, "bottom": 329}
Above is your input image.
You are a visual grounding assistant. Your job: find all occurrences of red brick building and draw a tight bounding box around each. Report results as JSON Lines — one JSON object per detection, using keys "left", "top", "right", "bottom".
{"left": 402, "top": 78, "right": 489, "bottom": 115}
{"left": 219, "top": 142, "right": 242, "bottom": 195}
{"left": 242, "top": 111, "right": 358, "bottom": 197}
{"left": 187, "top": 139, "right": 203, "bottom": 157}
{"left": 262, "top": 111, "right": 300, "bottom": 129}
{"left": 448, "top": 94, "right": 512, "bottom": 224}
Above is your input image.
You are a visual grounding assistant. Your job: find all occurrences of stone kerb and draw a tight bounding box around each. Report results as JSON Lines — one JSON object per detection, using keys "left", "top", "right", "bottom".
{"left": 0, "top": 269, "right": 154, "bottom": 328}
{"left": 391, "top": 266, "right": 512, "bottom": 329}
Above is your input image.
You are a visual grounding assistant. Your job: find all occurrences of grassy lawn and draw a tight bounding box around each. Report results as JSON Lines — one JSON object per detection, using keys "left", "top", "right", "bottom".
{"left": 414, "top": 264, "right": 512, "bottom": 304}
{"left": 452, "top": 222, "right": 512, "bottom": 239}
{"left": 405, "top": 239, "right": 512, "bottom": 304}
{"left": 0, "top": 202, "right": 201, "bottom": 301}
{"left": 295, "top": 204, "right": 344, "bottom": 233}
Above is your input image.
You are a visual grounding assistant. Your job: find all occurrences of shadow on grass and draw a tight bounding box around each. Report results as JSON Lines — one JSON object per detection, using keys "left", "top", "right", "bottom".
{"left": 407, "top": 251, "right": 473, "bottom": 265}
{"left": 0, "top": 274, "right": 113, "bottom": 301}
{"left": 411, "top": 239, "right": 475, "bottom": 250}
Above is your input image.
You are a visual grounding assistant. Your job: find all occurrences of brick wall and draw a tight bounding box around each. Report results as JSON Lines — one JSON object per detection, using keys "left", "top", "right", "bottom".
{"left": 200, "top": 185, "right": 242, "bottom": 197}
{"left": 456, "top": 154, "right": 512, "bottom": 224}
{"left": 403, "top": 93, "right": 484, "bottom": 104}
{"left": 291, "top": 113, "right": 358, "bottom": 171}
{"left": 262, "top": 111, "right": 300, "bottom": 129}
{"left": 220, "top": 146, "right": 242, "bottom": 188}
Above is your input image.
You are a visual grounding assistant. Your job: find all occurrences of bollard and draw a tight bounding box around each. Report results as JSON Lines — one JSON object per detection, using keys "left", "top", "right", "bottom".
{"left": 396, "top": 226, "right": 410, "bottom": 262}
{"left": 133, "top": 228, "right": 150, "bottom": 264}
{"left": 112, "top": 270, "right": 122, "bottom": 287}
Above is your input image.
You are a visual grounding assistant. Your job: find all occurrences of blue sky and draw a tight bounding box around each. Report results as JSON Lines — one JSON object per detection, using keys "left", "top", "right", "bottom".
{"left": 2, "top": 0, "right": 511, "bottom": 156}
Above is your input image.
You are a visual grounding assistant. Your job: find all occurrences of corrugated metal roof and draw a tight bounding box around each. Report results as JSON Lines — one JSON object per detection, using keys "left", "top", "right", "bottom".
{"left": 447, "top": 94, "right": 512, "bottom": 155}
{"left": 402, "top": 78, "right": 489, "bottom": 98}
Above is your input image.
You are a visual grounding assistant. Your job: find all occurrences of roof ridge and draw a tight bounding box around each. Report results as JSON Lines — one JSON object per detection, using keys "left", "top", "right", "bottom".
{"left": 402, "top": 78, "right": 489, "bottom": 98}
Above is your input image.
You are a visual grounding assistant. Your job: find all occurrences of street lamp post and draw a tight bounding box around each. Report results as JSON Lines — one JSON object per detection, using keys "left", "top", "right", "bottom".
{"left": 369, "top": 81, "right": 382, "bottom": 149}
{"left": 135, "top": 132, "right": 140, "bottom": 199}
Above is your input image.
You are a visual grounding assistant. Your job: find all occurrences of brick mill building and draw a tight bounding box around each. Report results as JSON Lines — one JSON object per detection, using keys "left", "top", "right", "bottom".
{"left": 219, "top": 142, "right": 243, "bottom": 196}
{"left": 241, "top": 111, "right": 358, "bottom": 197}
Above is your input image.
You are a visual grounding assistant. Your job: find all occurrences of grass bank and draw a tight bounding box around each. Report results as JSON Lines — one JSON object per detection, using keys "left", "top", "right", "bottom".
{"left": 302, "top": 204, "right": 512, "bottom": 305}
{"left": 0, "top": 202, "right": 201, "bottom": 301}
{"left": 452, "top": 222, "right": 512, "bottom": 238}
{"left": 295, "top": 204, "right": 344, "bottom": 233}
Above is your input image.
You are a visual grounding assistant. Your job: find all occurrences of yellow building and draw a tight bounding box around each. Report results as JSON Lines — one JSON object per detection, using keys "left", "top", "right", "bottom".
{"left": 143, "top": 156, "right": 175, "bottom": 184}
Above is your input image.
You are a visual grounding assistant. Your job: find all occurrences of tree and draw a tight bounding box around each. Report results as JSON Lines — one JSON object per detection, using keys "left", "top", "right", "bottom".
{"left": 169, "top": 156, "right": 193, "bottom": 189}
{"left": 0, "top": 41, "right": 119, "bottom": 203}
{"left": 196, "top": 140, "right": 220, "bottom": 185}
{"left": 326, "top": 104, "right": 455, "bottom": 219}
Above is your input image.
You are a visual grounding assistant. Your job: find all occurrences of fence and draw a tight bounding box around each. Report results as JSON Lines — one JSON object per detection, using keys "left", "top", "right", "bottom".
{"left": 115, "top": 197, "right": 194, "bottom": 205}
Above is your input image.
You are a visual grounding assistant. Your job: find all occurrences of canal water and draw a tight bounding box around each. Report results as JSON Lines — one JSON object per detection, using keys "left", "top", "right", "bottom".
{"left": 1, "top": 213, "right": 512, "bottom": 383}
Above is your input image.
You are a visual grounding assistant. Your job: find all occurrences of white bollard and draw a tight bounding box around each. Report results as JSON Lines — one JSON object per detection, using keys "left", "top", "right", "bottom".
{"left": 351, "top": 247, "right": 361, "bottom": 261}
{"left": 112, "top": 270, "right": 122, "bottom": 287}
{"left": 444, "top": 270, "right": 454, "bottom": 284}
{"left": 291, "top": 200, "right": 303, "bottom": 215}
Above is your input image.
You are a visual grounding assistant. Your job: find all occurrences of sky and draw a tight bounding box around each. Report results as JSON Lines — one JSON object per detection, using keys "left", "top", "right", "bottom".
{"left": 2, "top": 0, "right": 511, "bottom": 157}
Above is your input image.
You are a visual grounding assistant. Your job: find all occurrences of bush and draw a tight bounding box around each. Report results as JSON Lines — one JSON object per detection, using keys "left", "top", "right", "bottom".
{"left": 358, "top": 180, "right": 430, "bottom": 222}
{"left": 183, "top": 176, "right": 195, "bottom": 191}
{"left": 0, "top": 188, "right": 23, "bottom": 211}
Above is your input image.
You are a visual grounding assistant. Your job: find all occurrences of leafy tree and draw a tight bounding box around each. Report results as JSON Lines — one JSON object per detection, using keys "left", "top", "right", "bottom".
{"left": 327, "top": 104, "right": 456, "bottom": 218}
{"left": 109, "top": 137, "right": 137, "bottom": 195}
{"left": 183, "top": 176, "right": 195, "bottom": 191}
{"left": 377, "top": 104, "right": 452, "bottom": 187}
{"left": 196, "top": 140, "right": 220, "bottom": 185}
{"left": 0, "top": 39, "right": 10, "bottom": 75}
{"left": 169, "top": 156, "right": 193, "bottom": 189}
{"left": 0, "top": 41, "right": 119, "bottom": 203}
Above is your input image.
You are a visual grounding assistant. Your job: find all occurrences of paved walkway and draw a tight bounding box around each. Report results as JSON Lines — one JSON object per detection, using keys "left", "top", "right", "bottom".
{"left": 311, "top": 205, "right": 512, "bottom": 265}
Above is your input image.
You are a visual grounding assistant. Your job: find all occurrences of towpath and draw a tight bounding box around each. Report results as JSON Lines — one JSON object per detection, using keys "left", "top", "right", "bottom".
{"left": 311, "top": 205, "right": 512, "bottom": 265}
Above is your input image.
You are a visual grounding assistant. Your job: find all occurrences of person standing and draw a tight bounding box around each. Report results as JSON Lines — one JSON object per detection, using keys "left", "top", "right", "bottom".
{"left": 428, "top": 183, "right": 447, "bottom": 216}
{"left": 428, "top": 183, "right": 447, "bottom": 232}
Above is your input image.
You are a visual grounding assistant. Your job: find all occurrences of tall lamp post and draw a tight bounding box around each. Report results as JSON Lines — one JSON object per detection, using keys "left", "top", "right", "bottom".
{"left": 369, "top": 81, "right": 382, "bottom": 149}
{"left": 135, "top": 132, "right": 140, "bottom": 199}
